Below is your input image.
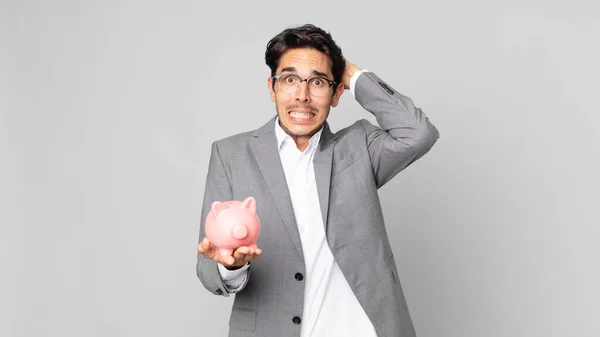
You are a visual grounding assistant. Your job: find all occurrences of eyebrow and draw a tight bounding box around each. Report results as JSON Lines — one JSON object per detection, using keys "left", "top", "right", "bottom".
{"left": 280, "top": 67, "right": 331, "bottom": 78}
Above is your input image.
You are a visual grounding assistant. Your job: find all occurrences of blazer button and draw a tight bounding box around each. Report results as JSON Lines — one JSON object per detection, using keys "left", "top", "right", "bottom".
{"left": 294, "top": 272, "right": 304, "bottom": 281}
{"left": 292, "top": 316, "right": 302, "bottom": 325}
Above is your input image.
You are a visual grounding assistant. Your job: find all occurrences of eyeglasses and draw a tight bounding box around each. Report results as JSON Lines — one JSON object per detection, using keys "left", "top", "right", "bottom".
{"left": 272, "top": 73, "right": 336, "bottom": 97}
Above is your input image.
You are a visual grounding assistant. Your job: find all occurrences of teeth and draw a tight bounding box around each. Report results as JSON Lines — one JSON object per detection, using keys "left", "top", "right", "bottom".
{"left": 290, "top": 111, "right": 312, "bottom": 119}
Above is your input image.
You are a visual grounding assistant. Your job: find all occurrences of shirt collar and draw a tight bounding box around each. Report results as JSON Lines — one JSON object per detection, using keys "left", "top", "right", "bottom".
{"left": 274, "top": 116, "right": 323, "bottom": 152}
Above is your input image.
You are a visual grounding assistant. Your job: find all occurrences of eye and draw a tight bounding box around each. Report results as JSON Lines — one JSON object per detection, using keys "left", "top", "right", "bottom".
{"left": 310, "top": 78, "right": 325, "bottom": 87}
{"left": 282, "top": 75, "right": 298, "bottom": 84}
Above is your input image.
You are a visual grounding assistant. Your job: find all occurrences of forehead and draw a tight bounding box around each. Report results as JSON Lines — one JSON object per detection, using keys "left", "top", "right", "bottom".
{"left": 277, "top": 48, "right": 332, "bottom": 76}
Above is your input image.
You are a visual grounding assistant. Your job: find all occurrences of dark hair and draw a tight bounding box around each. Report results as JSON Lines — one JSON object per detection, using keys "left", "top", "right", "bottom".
{"left": 265, "top": 24, "right": 345, "bottom": 84}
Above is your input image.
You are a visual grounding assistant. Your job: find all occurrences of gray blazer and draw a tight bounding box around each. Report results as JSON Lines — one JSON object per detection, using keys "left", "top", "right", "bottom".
{"left": 197, "top": 72, "right": 440, "bottom": 337}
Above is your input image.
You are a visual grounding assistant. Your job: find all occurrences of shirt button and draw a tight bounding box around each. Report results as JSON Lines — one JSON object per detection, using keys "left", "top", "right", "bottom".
{"left": 294, "top": 272, "right": 304, "bottom": 281}
{"left": 292, "top": 316, "right": 302, "bottom": 325}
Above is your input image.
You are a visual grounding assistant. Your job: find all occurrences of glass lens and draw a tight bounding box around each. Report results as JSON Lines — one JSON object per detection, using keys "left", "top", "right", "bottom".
{"left": 308, "top": 77, "right": 328, "bottom": 96}
{"left": 279, "top": 74, "right": 299, "bottom": 94}
{"left": 276, "top": 74, "right": 331, "bottom": 96}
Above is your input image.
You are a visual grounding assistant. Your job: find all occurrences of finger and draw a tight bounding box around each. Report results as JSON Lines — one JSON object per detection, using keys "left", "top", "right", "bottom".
{"left": 213, "top": 252, "right": 234, "bottom": 266}
{"left": 247, "top": 250, "right": 262, "bottom": 262}
{"left": 223, "top": 255, "right": 236, "bottom": 266}
{"left": 246, "top": 248, "right": 261, "bottom": 258}
{"left": 198, "top": 239, "right": 217, "bottom": 259}
{"left": 197, "top": 238, "right": 209, "bottom": 253}
{"left": 232, "top": 247, "right": 252, "bottom": 266}
{"left": 236, "top": 246, "right": 250, "bottom": 255}
{"left": 230, "top": 247, "right": 247, "bottom": 262}
{"left": 252, "top": 248, "right": 263, "bottom": 260}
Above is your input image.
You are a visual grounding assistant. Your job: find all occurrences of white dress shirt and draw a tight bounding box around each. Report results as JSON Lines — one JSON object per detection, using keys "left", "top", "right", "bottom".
{"left": 217, "top": 70, "right": 377, "bottom": 336}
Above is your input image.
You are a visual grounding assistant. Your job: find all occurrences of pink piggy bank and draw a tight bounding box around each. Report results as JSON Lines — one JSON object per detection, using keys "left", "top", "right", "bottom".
{"left": 205, "top": 196, "right": 260, "bottom": 257}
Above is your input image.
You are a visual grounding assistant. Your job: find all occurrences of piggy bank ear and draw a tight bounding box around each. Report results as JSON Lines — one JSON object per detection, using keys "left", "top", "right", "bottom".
{"left": 241, "top": 196, "right": 256, "bottom": 213}
{"left": 211, "top": 201, "right": 228, "bottom": 218}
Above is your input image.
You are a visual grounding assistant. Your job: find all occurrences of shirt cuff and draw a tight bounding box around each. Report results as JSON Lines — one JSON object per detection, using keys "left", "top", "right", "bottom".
{"left": 217, "top": 262, "right": 250, "bottom": 293}
{"left": 350, "top": 69, "right": 369, "bottom": 98}
{"left": 217, "top": 262, "right": 250, "bottom": 281}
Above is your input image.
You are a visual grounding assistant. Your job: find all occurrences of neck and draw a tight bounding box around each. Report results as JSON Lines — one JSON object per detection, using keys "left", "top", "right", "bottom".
{"left": 275, "top": 118, "right": 324, "bottom": 152}
{"left": 291, "top": 137, "right": 310, "bottom": 151}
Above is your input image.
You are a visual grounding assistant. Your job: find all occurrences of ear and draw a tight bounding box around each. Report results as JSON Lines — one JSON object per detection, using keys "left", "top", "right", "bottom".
{"left": 268, "top": 77, "right": 276, "bottom": 102}
{"left": 241, "top": 196, "right": 256, "bottom": 213}
{"left": 211, "top": 201, "right": 227, "bottom": 218}
{"left": 330, "top": 82, "right": 345, "bottom": 107}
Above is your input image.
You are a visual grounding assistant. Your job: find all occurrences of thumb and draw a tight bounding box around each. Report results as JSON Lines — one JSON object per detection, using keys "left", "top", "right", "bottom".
{"left": 198, "top": 238, "right": 214, "bottom": 257}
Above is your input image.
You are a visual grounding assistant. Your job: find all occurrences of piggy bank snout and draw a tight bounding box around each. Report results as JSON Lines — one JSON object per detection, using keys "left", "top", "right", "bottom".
{"left": 231, "top": 224, "right": 248, "bottom": 240}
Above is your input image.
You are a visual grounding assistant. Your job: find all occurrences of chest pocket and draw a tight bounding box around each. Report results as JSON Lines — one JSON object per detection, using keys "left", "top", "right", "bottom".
{"left": 332, "top": 151, "right": 366, "bottom": 175}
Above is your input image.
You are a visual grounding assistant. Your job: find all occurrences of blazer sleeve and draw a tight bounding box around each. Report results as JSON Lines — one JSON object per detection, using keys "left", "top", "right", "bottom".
{"left": 196, "top": 141, "right": 251, "bottom": 296}
{"left": 354, "top": 72, "right": 440, "bottom": 188}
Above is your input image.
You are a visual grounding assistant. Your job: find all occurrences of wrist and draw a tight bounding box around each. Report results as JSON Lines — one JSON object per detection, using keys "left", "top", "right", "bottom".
{"left": 225, "top": 262, "right": 248, "bottom": 270}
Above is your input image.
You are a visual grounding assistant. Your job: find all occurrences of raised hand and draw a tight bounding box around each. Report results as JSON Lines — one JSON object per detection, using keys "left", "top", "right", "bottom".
{"left": 341, "top": 59, "right": 362, "bottom": 90}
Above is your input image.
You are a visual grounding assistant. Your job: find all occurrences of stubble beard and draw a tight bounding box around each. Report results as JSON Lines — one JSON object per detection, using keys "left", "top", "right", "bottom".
{"left": 277, "top": 111, "right": 328, "bottom": 138}
{"left": 274, "top": 97, "right": 330, "bottom": 138}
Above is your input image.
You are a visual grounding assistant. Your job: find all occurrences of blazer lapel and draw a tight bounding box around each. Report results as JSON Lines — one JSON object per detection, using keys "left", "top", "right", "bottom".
{"left": 313, "top": 122, "right": 337, "bottom": 234}
{"left": 250, "top": 117, "right": 304, "bottom": 258}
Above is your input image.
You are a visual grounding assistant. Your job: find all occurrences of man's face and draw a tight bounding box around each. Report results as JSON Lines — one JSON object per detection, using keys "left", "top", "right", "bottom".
{"left": 268, "top": 48, "right": 344, "bottom": 146}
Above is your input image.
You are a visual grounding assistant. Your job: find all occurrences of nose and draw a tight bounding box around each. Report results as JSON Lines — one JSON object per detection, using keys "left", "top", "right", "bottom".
{"left": 231, "top": 225, "right": 248, "bottom": 240}
{"left": 295, "top": 81, "right": 311, "bottom": 102}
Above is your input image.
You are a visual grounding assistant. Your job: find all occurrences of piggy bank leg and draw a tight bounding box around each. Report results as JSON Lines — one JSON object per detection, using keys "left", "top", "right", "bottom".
{"left": 219, "top": 248, "right": 234, "bottom": 257}
{"left": 248, "top": 243, "right": 258, "bottom": 250}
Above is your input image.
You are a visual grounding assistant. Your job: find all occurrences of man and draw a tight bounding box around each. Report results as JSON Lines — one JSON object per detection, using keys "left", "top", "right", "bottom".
{"left": 197, "top": 24, "right": 439, "bottom": 337}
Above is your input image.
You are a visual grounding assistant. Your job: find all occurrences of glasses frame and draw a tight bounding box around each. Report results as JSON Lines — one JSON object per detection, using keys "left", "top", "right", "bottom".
{"left": 271, "top": 73, "right": 337, "bottom": 96}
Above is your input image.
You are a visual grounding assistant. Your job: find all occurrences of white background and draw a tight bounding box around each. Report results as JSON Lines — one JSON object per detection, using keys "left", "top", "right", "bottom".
{"left": 3, "top": 0, "right": 599, "bottom": 336}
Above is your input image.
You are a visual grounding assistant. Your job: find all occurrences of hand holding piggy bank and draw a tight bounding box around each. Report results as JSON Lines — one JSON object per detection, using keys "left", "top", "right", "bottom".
{"left": 204, "top": 196, "right": 261, "bottom": 257}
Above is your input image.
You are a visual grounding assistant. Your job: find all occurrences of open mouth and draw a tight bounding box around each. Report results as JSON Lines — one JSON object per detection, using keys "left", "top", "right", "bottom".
{"left": 288, "top": 110, "right": 316, "bottom": 122}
